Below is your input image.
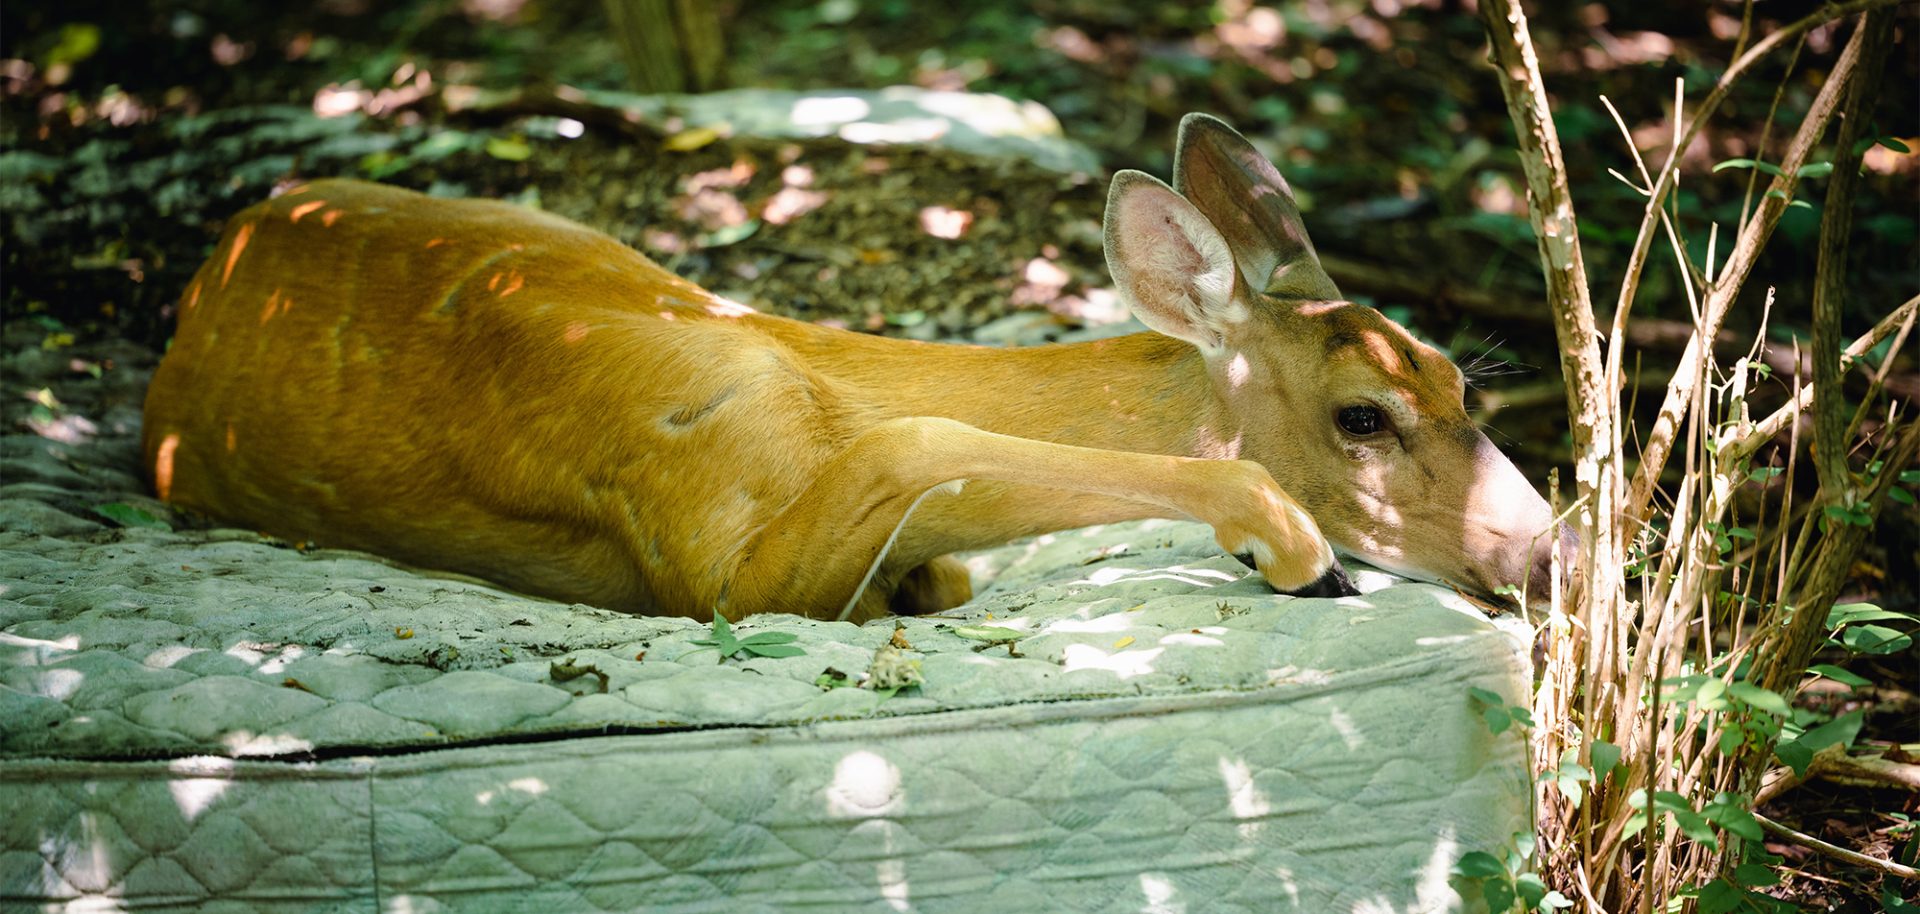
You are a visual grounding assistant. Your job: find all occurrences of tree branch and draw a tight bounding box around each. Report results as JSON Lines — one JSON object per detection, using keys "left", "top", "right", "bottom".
{"left": 1624, "top": 14, "right": 1881, "bottom": 522}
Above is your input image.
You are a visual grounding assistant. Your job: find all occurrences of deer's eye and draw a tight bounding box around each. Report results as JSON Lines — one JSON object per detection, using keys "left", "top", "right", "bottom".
{"left": 1337, "top": 405, "right": 1385, "bottom": 437}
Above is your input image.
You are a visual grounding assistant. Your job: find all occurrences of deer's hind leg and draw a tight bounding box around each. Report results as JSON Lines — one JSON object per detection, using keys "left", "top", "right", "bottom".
{"left": 890, "top": 554, "right": 973, "bottom": 615}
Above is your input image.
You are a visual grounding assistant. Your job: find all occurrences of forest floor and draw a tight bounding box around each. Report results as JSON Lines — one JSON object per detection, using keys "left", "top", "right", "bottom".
{"left": 2, "top": 0, "right": 1915, "bottom": 908}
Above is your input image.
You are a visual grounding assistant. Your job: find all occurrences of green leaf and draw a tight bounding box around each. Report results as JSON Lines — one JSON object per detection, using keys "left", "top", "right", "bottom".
{"left": 1728, "top": 682, "right": 1790, "bottom": 717}
{"left": 94, "top": 503, "right": 170, "bottom": 530}
{"left": 1840, "top": 624, "right": 1911, "bottom": 654}
{"left": 47, "top": 23, "right": 101, "bottom": 67}
{"left": 1886, "top": 887, "right": 1920, "bottom": 914}
{"left": 1652, "top": 790, "right": 1691, "bottom": 812}
{"left": 1515, "top": 872, "right": 1547, "bottom": 907}
{"left": 485, "top": 136, "right": 533, "bottom": 161}
{"left": 1900, "top": 469, "right": 1920, "bottom": 485}
{"left": 1805, "top": 663, "right": 1870, "bottom": 688}
{"left": 1510, "top": 707, "right": 1536, "bottom": 729}
{"left": 1795, "top": 161, "right": 1835, "bottom": 179}
{"left": 1826, "top": 602, "right": 1916, "bottom": 627}
{"left": 1538, "top": 889, "right": 1574, "bottom": 912}
{"left": 1590, "top": 741, "right": 1622, "bottom": 781}
{"left": 743, "top": 642, "right": 805, "bottom": 658}
{"left": 736, "top": 631, "right": 799, "bottom": 647}
{"left": 1697, "top": 678, "right": 1729, "bottom": 710}
{"left": 1552, "top": 754, "right": 1592, "bottom": 807}
{"left": 1747, "top": 466, "right": 1783, "bottom": 483}
{"left": 1483, "top": 877, "right": 1516, "bottom": 914}
{"left": 413, "top": 130, "right": 475, "bottom": 160}
{"left": 1484, "top": 707, "right": 1513, "bottom": 735}
{"left": 699, "top": 218, "right": 761, "bottom": 248}
{"left": 1774, "top": 740, "right": 1814, "bottom": 778}
{"left": 1469, "top": 686, "right": 1505, "bottom": 706}
{"left": 1892, "top": 487, "right": 1917, "bottom": 506}
{"left": 1713, "top": 158, "right": 1785, "bottom": 178}
{"left": 1455, "top": 851, "right": 1507, "bottom": 878}
{"left": 1880, "top": 136, "right": 1913, "bottom": 154}
{"left": 1671, "top": 809, "right": 1719, "bottom": 847}
{"left": 1733, "top": 862, "right": 1780, "bottom": 887}
{"left": 1702, "top": 802, "right": 1763, "bottom": 842}
{"left": 1785, "top": 709, "right": 1865, "bottom": 755}
{"left": 1697, "top": 879, "right": 1744, "bottom": 914}
{"left": 690, "top": 615, "right": 739, "bottom": 654}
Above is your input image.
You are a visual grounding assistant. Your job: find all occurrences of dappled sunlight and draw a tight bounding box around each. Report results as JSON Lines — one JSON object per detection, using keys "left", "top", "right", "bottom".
{"left": 827, "top": 750, "right": 903, "bottom": 818}
{"left": 219, "top": 730, "right": 315, "bottom": 756}
{"left": 1190, "top": 424, "right": 1243, "bottom": 460}
{"left": 29, "top": 667, "right": 85, "bottom": 700}
{"left": 1040, "top": 613, "right": 1133, "bottom": 635}
{"left": 1078, "top": 563, "right": 1239, "bottom": 588}
{"left": 916, "top": 205, "right": 972, "bottom": 239}
{"left": 287, "top": 199, "right": 327, "bottom": 223}
{"left": 1217, "top": 756, "right": 1272, "bottom": 841}
{"left": 1327, "top": 708, "right": 1364, "bottom": 751}
{"left": 791, "top": 95, "right": 872, "bottom": 128}
{"left": 486, "top": 270, "right": 525, "bottom": 298}
{"left": 256, "top": 289, "right": 291, "bottom": 325}
{"left": 39, "top": 813, "right": 120, "bottom": 909}
{"left": 703, "top": 296, "right": 756, "bottom": 318}
{"left": 475, "top": 776, "right": 550, "bottom": 805}
{"left": 152, "top": 433, "right": 178, "bottom": 500}
{"left": 142, "top": 645, "right": 200, "bottom": 668}
{"left": 1060, "top": 643, "right": 1164, "bottom": 678}
{"left": 1266, "top": 665, "right": 1334, "bottom": 687}
{"left": 1414, "top": 826, "right": 1461, "bottom": 913}
{"left": 1050, "top": 287, "right": 1128, "bottom": 325}
{"left": 220, "top": 222, "right": 253, "bottom": 288}
{"left": 826, "top": 750, "right": 910, "bottom": 910}
{"left": 165, "top": 756, "right": 234, "bottom": 822}
{"left": 1139, "top": 872, "right": 1184, "bottom": 913}
{"left": 1160, "top": 629, "right": 1226, "bottom": 648}
{"left": 839, "top": 117, "right": 948, "bottom": 145}
{"left": 4, "top": 630, "right": 82, "bottom": 658}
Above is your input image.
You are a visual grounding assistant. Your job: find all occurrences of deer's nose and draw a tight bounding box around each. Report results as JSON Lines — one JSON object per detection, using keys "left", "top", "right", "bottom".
{"left": 1524, "top": 521, "right": 1580, "bottom": 605}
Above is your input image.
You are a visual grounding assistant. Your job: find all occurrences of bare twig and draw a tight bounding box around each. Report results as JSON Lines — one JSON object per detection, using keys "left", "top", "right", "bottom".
{"left": 1756, "top": 6, "right": 1901, "bottom": 694}
{"left": 1756, "top": 813, "right": 1920, "bottom": 880}
{"left": 1626, "top": 14, "right": 1881, "bottom": 522}
{"left": 1727, "top": 294, "right": 1920, "bottom": 460}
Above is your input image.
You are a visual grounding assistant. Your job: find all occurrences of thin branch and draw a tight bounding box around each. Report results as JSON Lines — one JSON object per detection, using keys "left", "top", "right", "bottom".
{"left": 1625, "top": 13, "right": 1881, "bottom": 522}
{"left": 1609, "top": 0, "right": 1901, "bottom": 346}
{"left": 1756, "top": 814, "right": 1920, "bottom": 880}
{"left": 1725, "top": 294, "right": 1920, "bottom": 460}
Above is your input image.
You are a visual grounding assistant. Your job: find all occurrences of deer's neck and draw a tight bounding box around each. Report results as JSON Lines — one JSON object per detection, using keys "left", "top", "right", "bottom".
{"left": 788, "top": 326, "right": 1232, "bottom": 458}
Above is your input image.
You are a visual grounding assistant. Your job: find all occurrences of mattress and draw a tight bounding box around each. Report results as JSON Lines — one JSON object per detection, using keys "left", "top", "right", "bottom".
{"left": 1, "top": 342, "right": 1533, "bottom": 913}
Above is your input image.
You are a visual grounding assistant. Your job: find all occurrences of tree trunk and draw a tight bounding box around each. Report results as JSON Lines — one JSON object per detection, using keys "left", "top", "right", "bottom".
{"left": 603, "top": 0, "right": 727, "bottom": 93}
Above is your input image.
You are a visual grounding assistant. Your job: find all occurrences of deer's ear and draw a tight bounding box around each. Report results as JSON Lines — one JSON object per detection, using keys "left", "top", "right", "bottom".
{"left": 1104, "top": 170, "right": 1242, "bottom": 353}
{"left": 1172, "top": 113, "right": 1341, "bottom": 303}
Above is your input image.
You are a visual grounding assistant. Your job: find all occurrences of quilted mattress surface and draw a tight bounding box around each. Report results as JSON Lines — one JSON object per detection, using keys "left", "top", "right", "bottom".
{"left": 1, "top": 340, "right": 1534, "bottom": 913}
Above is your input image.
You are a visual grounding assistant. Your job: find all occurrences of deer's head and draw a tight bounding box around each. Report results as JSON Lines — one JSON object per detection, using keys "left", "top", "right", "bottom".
{"left": 1104, "top": 114, "right": 1571, "bottom": 605}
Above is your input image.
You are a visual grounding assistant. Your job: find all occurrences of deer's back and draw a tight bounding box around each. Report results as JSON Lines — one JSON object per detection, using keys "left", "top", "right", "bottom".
{"left": 143, "top": 179, "right": 864, "bottom": 613}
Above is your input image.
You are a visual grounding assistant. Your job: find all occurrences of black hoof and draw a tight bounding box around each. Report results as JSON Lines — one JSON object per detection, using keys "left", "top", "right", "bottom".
{"left": 1231, "top": 551, "right": 1258, "bottom": 571}
{"left": 1282, "top": 562, "right": 1361, "bottom": 599}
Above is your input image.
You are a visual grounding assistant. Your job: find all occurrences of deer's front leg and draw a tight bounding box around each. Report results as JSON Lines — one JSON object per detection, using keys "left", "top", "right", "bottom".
{"left": 722, "top": 416, "right": 1356, "bottom": 622}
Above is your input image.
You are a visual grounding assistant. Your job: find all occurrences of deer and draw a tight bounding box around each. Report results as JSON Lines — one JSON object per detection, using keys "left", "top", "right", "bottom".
{"left": 141, "top": 114, "right": 1569, "bottom": 624}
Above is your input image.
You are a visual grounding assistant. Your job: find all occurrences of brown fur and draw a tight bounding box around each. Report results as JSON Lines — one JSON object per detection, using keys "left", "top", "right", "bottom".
{"left": 145, "top": 119, "right": 1563, "bottom": 622}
